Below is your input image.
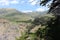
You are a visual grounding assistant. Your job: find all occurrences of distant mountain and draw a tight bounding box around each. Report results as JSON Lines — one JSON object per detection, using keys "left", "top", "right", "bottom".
{"left": 0, "top": 8, "right": 32, "bottom": 22}
{"left": 26, "top": 11, "right": 48, "bottom": 18}
{"left": 0, "top": 8, "right": 48, "bottom": 22}
{"left": 0, "top": 8, "right": 48, "bottom": 16}
{"left": 0, "top": 8, "right": 24, "bottom": 15}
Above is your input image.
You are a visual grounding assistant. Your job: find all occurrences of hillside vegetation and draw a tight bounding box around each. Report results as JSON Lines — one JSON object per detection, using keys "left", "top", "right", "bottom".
{"left": 0, "top": 8, "right": 33, "bottom": 24}
{"left": 0, "top": 8, "right": 51, "bottom": 40}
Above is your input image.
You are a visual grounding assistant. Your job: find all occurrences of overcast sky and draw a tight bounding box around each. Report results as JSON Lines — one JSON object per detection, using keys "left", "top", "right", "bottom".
{"left": 0, "top": 0, "right": 51, "bottom": 12}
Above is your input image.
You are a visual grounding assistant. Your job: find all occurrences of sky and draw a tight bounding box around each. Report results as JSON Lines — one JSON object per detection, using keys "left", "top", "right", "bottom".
{"left": 0, "top": 0, "right": 52, "bottom": 12}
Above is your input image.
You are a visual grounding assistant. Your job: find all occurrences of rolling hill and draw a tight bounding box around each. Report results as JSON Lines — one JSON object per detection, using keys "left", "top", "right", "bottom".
{"left": 0, "top": 8, "right": 33, "bottom": 23}
{"left": 0, "top": 8, "right": 49, "bottom": 40}
{"left": 0, "top": 8, "right": 48, "bottom": 23}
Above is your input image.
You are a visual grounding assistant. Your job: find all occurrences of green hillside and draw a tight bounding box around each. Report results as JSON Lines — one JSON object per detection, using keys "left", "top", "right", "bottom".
{"left": 0, "top": 8, "right": 48, "bottom": 24}
{"left": 0, "top": 8, "right": 33, "bottom": 23}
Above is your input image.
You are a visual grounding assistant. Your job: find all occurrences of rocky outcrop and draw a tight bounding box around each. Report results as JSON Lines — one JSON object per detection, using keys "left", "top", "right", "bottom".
{"left": 0, "top": 19, "right": 27, "bottom": 40}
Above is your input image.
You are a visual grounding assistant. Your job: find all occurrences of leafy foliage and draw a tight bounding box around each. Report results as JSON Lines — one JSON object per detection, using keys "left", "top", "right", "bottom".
{"left": 40, "top": 0, "right": 60, "bottom": 14}
{"left": 40, "top": 0, "right": 60, "bottom": 40}
{"left": 16, "top": 0, "right": 60, "bottom": 40}
{"left": 16, "top": 14, "right": 54, "bottom": 40}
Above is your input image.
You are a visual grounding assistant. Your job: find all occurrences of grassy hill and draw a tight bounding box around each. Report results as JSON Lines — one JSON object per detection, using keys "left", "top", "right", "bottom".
{"left": 0, "top": 8, "right": 33, "bottom": 23}
{"left": 0, "top": 8, "right": 48, "bottom": 24}
{"left": 0, "top": 8, "right": 53, "bottom": 40}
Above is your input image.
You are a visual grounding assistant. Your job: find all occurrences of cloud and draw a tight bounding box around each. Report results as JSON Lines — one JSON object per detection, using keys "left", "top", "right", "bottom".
{"left": 30, "top": 0, "right": 37, "bottom": 5}
{"left": 29, "top": 0, "right": 34, "bottom": 2}
{"left": 36, "top": 8, "right": 45, "bottom": 12}
{"left": 22, "top": 10, "right": 32, "bottom": 13}
{"left": 10, "top": 0, "right": 19, "bottom": 4}
{"left": 0, "top": 0, "right": 9, "bottom": 6}
{"left": 29, "top": 0, "right": 39, "bottom": 6}
{"left": 0, "top": 0, "right": 19, "bottom": 6}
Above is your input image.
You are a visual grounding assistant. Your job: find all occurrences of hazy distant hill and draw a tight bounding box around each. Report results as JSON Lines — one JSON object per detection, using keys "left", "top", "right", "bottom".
{"left": 26, "top": 11, "right": 48, "bottom": 18}
{"left": 0, "top": 8, "right": 47, "bottom": 23}
{"left": 0, "top": 8, "right": 47, "bottom": 17}
{"left": 0, "top": 8, "right": 32, "bottom": 22}
{"left": 0, "top": 8, "right": 24, "bottom": 15}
